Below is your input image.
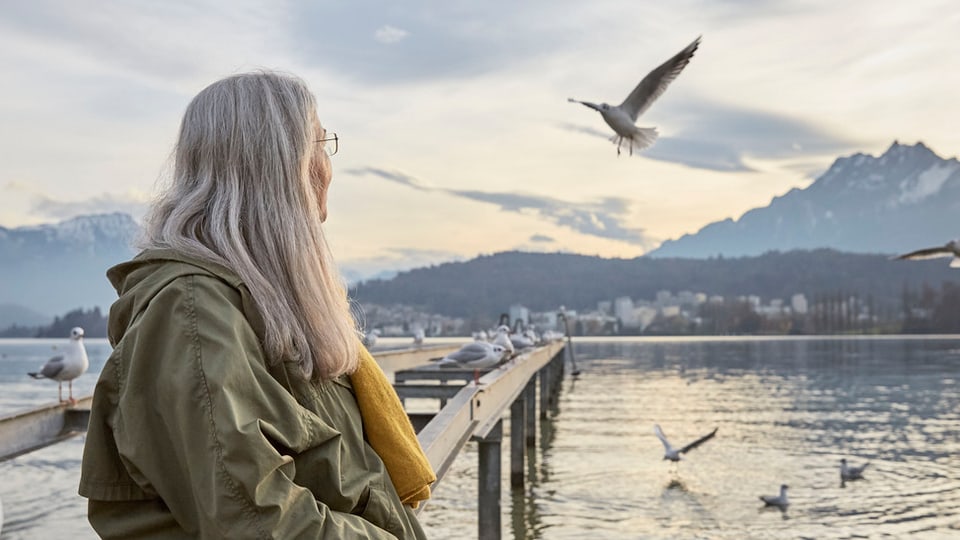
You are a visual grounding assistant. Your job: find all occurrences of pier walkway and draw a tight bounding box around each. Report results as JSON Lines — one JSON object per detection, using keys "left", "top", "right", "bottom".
{"left": 0, "top": 341, "right": 570, "bottom": 540}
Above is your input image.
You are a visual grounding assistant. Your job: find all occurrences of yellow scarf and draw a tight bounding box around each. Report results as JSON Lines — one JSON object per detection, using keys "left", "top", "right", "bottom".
{"left": 349, "top": 346, "right": 436, "bottom": 508}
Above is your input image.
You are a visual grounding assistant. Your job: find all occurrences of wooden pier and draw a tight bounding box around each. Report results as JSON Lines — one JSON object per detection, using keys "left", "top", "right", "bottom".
{"left": 0, "top": 341, "right": 570, "bottom": 540}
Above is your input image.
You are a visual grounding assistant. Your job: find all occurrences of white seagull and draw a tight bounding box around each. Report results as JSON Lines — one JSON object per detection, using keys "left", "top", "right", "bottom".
{"left": 895, "top": 239, "right": 960, "bottom": 267}
{"left": 438, "top": 342, "right": 507, "bottom": 369}
{"left": 654, "top": 424, "right": 718, "bottom": 461}
{"left": 28, "top": 326, "right": 89, "bottom": 404}
{"left": 840, "top": 458, "right": 870, "bottom": 481}
{"left": 568, "top": 35, "right": 702, "bottom": 156}
{"left": 412, "top": 328, "right": 425, "bottom": 347}
{"left": 362, "top": 328, "right": 381, "bottom": 348}
{"left": 492, "top": 325, "right": 516, "bottom": 358}
{"left": 759, "top": 484, "right": 790, "bottom": 508}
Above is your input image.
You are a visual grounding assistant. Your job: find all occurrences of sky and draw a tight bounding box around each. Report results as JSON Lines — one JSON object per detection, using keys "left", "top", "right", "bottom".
{"left": 2, "top": 0, "right": 958, "bottom": 279}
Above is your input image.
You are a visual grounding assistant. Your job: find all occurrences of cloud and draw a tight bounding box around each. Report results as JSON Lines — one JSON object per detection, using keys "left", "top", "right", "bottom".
{"left": 30, "top": 191, "right": 151, "bottom": 221}
{"left": 529, "top": 234, "right": 553, "bottom": 243}
{"left": 345, "top": 167, "right": 429, "bottom": 190}
{"left": 374, "top": 25, "right": 409, "bottom": 44}
{"left": 349, "top": 167, "right": 653, "bottom": 247}
{"left": 341, "top": 246, "right": 463, "bottom": 284}
{"left": 287, "top": 1, "right": 583, "bottom": 83}
{"left": 561, "top": 100, "right": 862, "bottom": 173}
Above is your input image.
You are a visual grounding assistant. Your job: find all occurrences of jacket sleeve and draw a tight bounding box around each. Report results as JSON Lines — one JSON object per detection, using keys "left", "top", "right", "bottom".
{"left": 109, "top": 273, "right": 397, "bottom": 539}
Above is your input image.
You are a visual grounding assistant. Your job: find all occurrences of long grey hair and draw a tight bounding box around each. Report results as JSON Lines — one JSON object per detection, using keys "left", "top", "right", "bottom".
{"left": 140, "top": 71, "right": 359, "bottom": 380}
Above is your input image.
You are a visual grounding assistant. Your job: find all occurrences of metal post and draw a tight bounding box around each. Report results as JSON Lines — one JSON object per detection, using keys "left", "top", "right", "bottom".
{"left": 510, "top": 396, "right": 525, "bottom": 487}
{"left": 478, "top": 420, "right": 502, "bottom": 540}
{"left": 523, "top": 380, "right": 536, "bottom": 447}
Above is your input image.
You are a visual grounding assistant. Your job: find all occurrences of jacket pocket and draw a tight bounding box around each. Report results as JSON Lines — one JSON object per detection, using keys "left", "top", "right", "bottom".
{"left": 355, "top": 485, "right": 403, "bottom": 536}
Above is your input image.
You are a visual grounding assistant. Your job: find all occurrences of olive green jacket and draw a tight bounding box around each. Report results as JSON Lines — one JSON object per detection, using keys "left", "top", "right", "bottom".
{"left": 79, "top": 249, "right": 427, "bottom": 539}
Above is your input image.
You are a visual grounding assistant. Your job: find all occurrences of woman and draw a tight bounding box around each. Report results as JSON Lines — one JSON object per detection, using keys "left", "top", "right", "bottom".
{"left": 80, "top": 72, "right": 430, "bottom": 539}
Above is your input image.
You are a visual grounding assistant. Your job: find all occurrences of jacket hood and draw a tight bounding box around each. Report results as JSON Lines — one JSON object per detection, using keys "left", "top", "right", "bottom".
{"left": 106, "top": 249, "right": 245, "bottom": 345}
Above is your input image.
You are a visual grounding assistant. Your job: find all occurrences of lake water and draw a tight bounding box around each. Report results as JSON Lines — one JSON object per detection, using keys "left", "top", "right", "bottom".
{"left": 1, "top": 336, "right": 959, "bottom": 539}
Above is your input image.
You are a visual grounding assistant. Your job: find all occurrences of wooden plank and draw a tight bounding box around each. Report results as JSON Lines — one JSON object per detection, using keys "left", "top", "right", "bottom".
{"left": 373, "top": 345, "right": 460, "bottom": 374}
{"left": 414, "top": 342, "right": 564, "bottom": 483}
{"left": 0, "top": 346, "right": 458, "bottom": 463}
{"left": 0, "top": 397, "right": 93, "bottom": 462}
{"left": 393, "top": 384, "right": 465, "bottom": 400}
{"left": 417, "top": 385, "right": 479, "bottom": 484}
{"left": 471, "top": 342, "right": 563, "bottom": 438}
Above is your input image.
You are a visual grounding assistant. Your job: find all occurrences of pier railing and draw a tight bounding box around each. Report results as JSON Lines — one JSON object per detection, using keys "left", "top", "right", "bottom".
{"left": 0, "top": 341, "right": 569, "bottom": 540}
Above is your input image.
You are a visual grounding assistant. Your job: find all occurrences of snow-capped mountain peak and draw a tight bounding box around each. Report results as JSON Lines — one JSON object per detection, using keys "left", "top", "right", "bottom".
{"left": 649, "top": 141, "right": 960, "bottom": 258}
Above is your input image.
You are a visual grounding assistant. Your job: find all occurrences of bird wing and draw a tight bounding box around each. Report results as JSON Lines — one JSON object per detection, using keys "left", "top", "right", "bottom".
{"left": 653, "top": 424, "right": 674, "bottom": 452}
{"left": 445, "top": 342, "right": 492, "bottom": 363}
{"left": 39, "top": 356, "right": 66, "bottom": 379}
{"left": 895, "top": 246, "right": 952, "bottom": 260}
{"left": 679, "top": 427, "right": 718, "bottom": 454}
{"left": 619, "top": 36, "right": 701, "bottom": 122}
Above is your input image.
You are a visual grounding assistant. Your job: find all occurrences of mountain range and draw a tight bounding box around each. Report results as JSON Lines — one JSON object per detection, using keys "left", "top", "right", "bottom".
{"left": 0, "top": 141, "right": 957, "bottom": 322}
{"left": 649, "top": 141, "right": 959, "bottom": 257}
{"left": 0, "top": 213, "right": 139, "bottom": 324}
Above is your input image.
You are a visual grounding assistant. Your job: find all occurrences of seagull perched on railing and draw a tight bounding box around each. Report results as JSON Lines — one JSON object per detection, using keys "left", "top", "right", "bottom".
{"left": 568, "top": 35, "right": 701, "bottom": 156}
{"left": 492, "top": 325, "right": 516, "bottom": 358}
{"left": 759, "top": 484, "right": 789, "bottom": 508}
{"left": 894, "top": 239, "right": 960, "bottom": 267}
{"left": 437, "top": 342, "right": 507, "bottom": 369}
{"left": 28, "top": 326, "right": 89, "bottom": 404}
{"left": 412, "top": 328, "right": 425, "bottom": 347}
{"left": 362, "top": 328, "right": 381, "bottom": 348}
{"left": 840, "top": 458, "right": 870, "bottom": 481}
{"left": 654, "top": 424, "right": 717, "bottom": 461}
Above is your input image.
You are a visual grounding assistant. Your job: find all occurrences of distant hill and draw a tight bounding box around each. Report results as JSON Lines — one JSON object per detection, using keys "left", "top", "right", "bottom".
{"left": 350, "top": 249, "right": 960, "bottom": 318}
{"left": 0, "top": 213, "right": 139, "bottom": 315}
{"left": 0, "top": 303, "right": 51, "bottom": 327}
{"left": 649, "top": 141, "right": 960, "bottom": 258}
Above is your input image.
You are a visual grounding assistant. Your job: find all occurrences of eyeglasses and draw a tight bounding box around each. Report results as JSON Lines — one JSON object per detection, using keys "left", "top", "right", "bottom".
{"left": 317, "top": 132, "right": 338, "bottom": 156}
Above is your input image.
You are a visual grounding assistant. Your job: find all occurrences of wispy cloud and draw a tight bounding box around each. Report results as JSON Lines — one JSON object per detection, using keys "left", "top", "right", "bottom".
{"left": 562, "top": 100, "right": 861, "bottom": 174}
{"left": 374, "top": 25, "right": 409, "bottom": 44}
{"left": 529, "top": 234, "right": 554, "bottom": 243}
{"left": 29, "top": 191, "right": 151, "bottom": 221}
{"left": 348, "top": 167, "right": 653, "bottom": 247}
{"left": 341, "top": 246, "right": 463, "bottom": 284}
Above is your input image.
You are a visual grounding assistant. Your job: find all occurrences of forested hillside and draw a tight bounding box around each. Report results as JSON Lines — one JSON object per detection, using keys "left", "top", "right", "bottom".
{"left": 350, "top": 249, "right": 959, "bottom": 318}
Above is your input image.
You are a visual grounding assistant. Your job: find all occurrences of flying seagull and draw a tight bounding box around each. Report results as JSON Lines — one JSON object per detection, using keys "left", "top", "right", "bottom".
{"left": 759, "top": 484, "right": 790, "bottom": 508}
{"left": 568, "top": 35, "right": 702, "bottom": 156}
{"left": 840, "top": 458, "right": 870, "bottom": 481}
{"left": 28, "top": 326, "right": 89, "bottom": 404}
{"left": 894, "top": 239, "right": 960, "bottom": 267}
{"left": 654, "top": 424, "right": 718, "bottom": 461}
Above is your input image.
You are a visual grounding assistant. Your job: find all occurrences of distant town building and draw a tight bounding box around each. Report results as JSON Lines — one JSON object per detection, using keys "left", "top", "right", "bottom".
{"left": 509, "top": 304, "right": 530, "bottom": 328}
{"left": 791, "top": 294, "right": 808, "bottom": 314}
{"left": 614, "top": 296, "right": 637, "bottom": 327}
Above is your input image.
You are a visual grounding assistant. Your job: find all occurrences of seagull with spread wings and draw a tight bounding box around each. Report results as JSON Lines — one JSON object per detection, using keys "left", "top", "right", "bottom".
{"left": 654, "top": 423, "right": 718, "bottom": 462}
{"left": 568, "top": 36, "right": 702, "bottom": 156}
{"left": 894, "top": 239, "right": 960, "bottom": 267}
